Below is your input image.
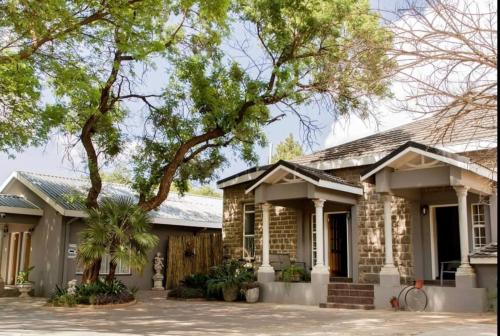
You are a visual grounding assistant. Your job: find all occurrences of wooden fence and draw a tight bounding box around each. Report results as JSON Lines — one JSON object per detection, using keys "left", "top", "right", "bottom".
{"left": 165, "top": 233, "right": 223, "bottom": 289}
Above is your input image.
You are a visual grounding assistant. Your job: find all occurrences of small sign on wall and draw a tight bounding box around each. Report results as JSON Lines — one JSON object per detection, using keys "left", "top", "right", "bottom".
{"left": 67, "top": 244, "right": 77, "bottom": 259}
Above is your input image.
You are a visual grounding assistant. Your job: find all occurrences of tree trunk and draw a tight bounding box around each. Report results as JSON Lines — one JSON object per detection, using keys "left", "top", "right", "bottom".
{"left": 106, "top": 260, "right": 117, "bottom": 283}
{"left": 82, "top": 257, "right": 102, "bottom": 283}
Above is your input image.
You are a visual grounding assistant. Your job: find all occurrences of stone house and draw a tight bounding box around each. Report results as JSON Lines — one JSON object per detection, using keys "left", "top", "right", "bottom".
{"left": 0, "top": 171, "right": 222, "bottom": 296}
{"left": 217, "top": 111, "right": 497, "bottom": 312}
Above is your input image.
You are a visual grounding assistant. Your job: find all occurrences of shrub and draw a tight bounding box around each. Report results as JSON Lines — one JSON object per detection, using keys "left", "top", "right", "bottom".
{"left": 182, "top": 273, "right": 209, "bottom": 289}
{"left": 282, "top": 264, "right": 309, "bottom": 282}
{"left": 206, "top": 260, "right": 255, "bottom": 298}
{"left": 167, "top": 286, "right": 205, "bottom": 299}
{"left": 48, "top": 278, "right": 134, "bottom": 306}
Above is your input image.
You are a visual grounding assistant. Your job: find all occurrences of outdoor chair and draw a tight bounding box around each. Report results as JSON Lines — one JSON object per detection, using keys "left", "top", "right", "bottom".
{"left": 440, "top": 260, "right": 461, "bottom": 286}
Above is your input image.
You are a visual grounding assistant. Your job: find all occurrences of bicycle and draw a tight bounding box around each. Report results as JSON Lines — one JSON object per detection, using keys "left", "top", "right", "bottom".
{"left": 397, "top": 280, "right": 428, "bottom": 311}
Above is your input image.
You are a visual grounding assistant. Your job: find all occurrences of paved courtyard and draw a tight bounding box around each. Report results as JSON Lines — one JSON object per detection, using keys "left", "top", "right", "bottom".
{"left": 0, "top": 292, "right": 496, "bottom": 336}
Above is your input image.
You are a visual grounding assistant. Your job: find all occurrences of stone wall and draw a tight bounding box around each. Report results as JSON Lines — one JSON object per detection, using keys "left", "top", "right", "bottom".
{"left": 222, "top": 183, "right": 297, "bottom": 262}
{"left": 333, "top": 167, "right": 414, "bottom": 284}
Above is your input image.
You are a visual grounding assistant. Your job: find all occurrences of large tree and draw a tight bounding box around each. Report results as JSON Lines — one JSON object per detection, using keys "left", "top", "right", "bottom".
{"left": 2, "top": 0, "right": 395, "bottom": 279}
{"left": 388, "top": 0, "right": 497, "bottom": 144}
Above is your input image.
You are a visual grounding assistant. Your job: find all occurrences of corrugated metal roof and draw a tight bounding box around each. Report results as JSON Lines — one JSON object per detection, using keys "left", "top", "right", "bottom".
{"left": 15, "top": 171, "right": 222, "bottom": 227}
{"left": 0, "top": 194, "right": 41, "bottom": 209}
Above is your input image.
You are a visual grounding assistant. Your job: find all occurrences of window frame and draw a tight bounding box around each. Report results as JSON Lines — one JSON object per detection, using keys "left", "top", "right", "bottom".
{"left": 242, "top": 203, "right": 256, "bottom": 260}
{"left": 471, "top": 203, "right": 487, "bottom": 250}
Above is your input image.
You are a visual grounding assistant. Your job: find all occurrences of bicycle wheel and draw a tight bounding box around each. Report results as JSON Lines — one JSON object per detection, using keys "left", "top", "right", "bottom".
{"left": 397, "top": 285, "right": 412, "bottom": 309}
{"left": 404, "top": 287, "right": 428, "bottom": 311}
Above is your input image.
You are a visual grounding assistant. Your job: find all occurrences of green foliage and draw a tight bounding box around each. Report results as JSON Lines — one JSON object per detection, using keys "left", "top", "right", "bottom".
{"left": 77, "top": 197, "right": 159, "bottom": 281}
{"left": 206, "top": 260, "right": 255, "bottom": 296}
{"left": 16, "top": 266, "right": 35, "bottom": 284}
{"left": 281, "top": 264, "right": 309, "bottom": 282}
{"left": 271, "top": 134, "right": 304, "bottom": 163}
{"left": 48, "top": 278, "right": 133, "bottom": 307}
{"left": 1, "top": 0, "right": 394, "bottom": 213}
{"left": 167, "top": 286, "right": 206, "bottom": 299}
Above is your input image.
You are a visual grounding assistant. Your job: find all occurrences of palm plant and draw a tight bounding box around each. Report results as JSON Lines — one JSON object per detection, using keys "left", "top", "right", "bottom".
{"left": 207, "top": 260, "right": 254, "bottom": 301}
{"left": 77, "top": 196, "right": 159, "bottom": 283}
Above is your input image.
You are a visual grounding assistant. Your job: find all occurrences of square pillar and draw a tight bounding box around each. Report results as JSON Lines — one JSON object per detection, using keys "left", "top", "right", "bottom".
{"left": 257, "top": 203, "right": 275, "bottom": 283}
{"left": 454, "top": 186, "right": 477, "bottom": 288}
{"left": 379, "top": 194, "right": 400, "bottom": 287}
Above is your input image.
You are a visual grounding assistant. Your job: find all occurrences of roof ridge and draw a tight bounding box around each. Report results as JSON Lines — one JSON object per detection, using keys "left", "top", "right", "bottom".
{"left": 17, "top": 170, "right": 88, "bottom": 183}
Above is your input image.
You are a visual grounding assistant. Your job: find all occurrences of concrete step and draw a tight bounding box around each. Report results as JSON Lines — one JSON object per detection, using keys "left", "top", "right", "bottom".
{"left": 320, "top": 302, "right": 375, "bottom": 310}
{"left": 328, "top": 283, "right": 374, "bottom": 291}
{"left": 327, "top": 295, "right": 374, "bottom": 305}
{"left": 330, "top": 277, "right": 353, "bottom": 283}
{"left": 328, "top": 289, "right": 374, "bottom": 297}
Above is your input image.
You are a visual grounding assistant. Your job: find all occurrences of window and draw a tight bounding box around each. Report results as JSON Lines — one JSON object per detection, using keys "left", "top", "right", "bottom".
{"left": 76, "top": 254, "right": 131, "bottom": 275}
{"left": 243, "top": 204, "right": 256, "bottom": 259}
{"left": 471, "top": 203, "right": 487, "bottom": 249}
{"left": 311, "top": 214, "right": 317, "bottom": 266}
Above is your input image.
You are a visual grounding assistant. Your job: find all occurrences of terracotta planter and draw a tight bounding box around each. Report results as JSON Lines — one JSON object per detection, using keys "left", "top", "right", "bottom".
{"left": 245, "top": 287, "right": 259, "bottom": 303}
{"left": 17, "top": 283, "right": 33, "bottom": 298}
{"left": 222, "top": 286, "right": 239, "bottom": 302}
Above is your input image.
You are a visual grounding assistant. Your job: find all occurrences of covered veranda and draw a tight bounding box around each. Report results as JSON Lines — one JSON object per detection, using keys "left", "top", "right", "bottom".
{"left": 0, "top": 195, "right": 43, "bottom": 295}
{"left": 361, "top": 142, "right": 497, "bottom": 312}
{"left": 244, "top": 160, "right": 363, "bottom": 305}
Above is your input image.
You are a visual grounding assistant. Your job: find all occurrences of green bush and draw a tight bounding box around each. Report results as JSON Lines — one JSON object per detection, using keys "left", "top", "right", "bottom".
{"left": 167, "top": 286, "right": 205, "bottom": 299}
{"left": 282, "top": 264, "right": 309, "bottom": 282}
{"left": 206, "top": 260, "right": 255, "bottom": 298}
{"left": 48, "top": 278, "right": 134, "bottom": 307}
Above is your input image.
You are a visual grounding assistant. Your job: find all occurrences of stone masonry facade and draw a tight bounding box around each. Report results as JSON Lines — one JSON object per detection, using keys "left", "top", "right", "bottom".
{"left": 222, "top": 183, "right": 297, "bottom": 264}
{"left": 333, "top": 167, "right": 414, "bottom": 284}
{"left": 222, "top": 167, "right": 414, "bottom": 284}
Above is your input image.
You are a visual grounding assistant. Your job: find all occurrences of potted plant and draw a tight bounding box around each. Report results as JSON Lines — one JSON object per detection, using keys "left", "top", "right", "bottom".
{"left": 241, "top": 282, "right": 260, "bottom": 303}
{"left": 282, "top": 264, "right": 305, "bottom": 282}
{"left": 207, "top": 260, "right": 254, "bottom": 302}
{"left": 16, "top": 266, "right": 35, "bottom": 298}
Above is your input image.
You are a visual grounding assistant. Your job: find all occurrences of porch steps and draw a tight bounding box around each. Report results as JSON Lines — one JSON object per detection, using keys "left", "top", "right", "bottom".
{"left": 330, "top": 277, "right": 353, "bottom": 283}
{"left": 320, "top": 283, "right": 374, "bottom": 310}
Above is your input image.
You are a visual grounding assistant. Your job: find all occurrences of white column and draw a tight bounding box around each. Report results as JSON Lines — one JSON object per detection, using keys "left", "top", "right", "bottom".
{"left": 379, "top": 194, "right": 400, "bottom": 287}
{"left": 261, "top": 203, "right": 271, "bottom": 267}
{"left": 454, "top": 186, "right": 476, "bottom": 287}
{"left": 257, "top": 203, "right": 274, "bottom": 282}
{"left": 311, "top": 199, "right": 329, "bottom": 305}
{"left": 489, "top": 190, "right": 497, "bottom": 243}
{"left": 0, "top": 226, "right": 4, "bottom": 288}
{"left": 313, "top": 199, "right": 327, "bottom": 270}
{"left": 383, "top": 195, "right": 394, "bottom": 267}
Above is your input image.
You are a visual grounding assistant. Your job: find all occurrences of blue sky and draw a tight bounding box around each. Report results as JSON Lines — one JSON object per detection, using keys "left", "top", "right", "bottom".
{"left": 0, "top": 0, "right": 410, "bottom": 185}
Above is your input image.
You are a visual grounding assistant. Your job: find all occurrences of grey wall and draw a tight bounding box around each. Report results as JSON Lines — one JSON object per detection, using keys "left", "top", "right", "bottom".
{"left": 64, "top": 220, "right": 220, "bottom": 291}
{"left": 475, "top": 264, "right": 497, "bottom": 312}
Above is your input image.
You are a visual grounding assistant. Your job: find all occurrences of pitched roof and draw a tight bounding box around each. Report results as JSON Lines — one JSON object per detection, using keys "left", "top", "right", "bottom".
{"left": 360, "top": 141, "right": 496, "bottom": 182}
{"left": 292, "top": 109, "right": 497, "bottom": 167}
{"left": 3, "top": 171, "right": 222, "bottom": 228}
{"left": 245, "top": 160, "right": 363, "bottom": 195}
{"left": 0, "top": 194, "right": 43, "bottom": 216}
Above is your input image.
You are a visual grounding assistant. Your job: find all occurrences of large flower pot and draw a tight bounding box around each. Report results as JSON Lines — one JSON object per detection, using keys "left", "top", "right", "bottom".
{"left": 222, "top": 286, "right": 239, "bottom": 302}
{"left": 245, "top": 287, "right": 259, "bottom": 303}
{"left": 17, "top": 283, "right": 33, "bottom": 298}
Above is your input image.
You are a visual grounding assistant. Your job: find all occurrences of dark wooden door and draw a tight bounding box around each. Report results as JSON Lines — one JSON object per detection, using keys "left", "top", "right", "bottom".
{"left": 328, "top": 214, "right": 348, "bottom": 277}
{"left": 436, "top": 206, "right": 461, "bottom": 280}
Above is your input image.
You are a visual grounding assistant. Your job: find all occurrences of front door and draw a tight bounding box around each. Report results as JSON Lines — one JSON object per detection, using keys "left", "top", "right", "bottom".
{"left": 435, "top": 206, "right": 461, "bottom": 280}
{"left": 328, "top": 213, "right": 348, "bottom": 277}
{"left": 6, "top": 232, "right": 32, "bottom": 285}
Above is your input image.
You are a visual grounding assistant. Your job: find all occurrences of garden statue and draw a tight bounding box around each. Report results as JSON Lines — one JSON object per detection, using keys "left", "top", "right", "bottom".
{"left": 152, "top": 252, "right": 165, "bottom": 290}
{"left": 67, "top": 279, "right": 78, "bottom": 296}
